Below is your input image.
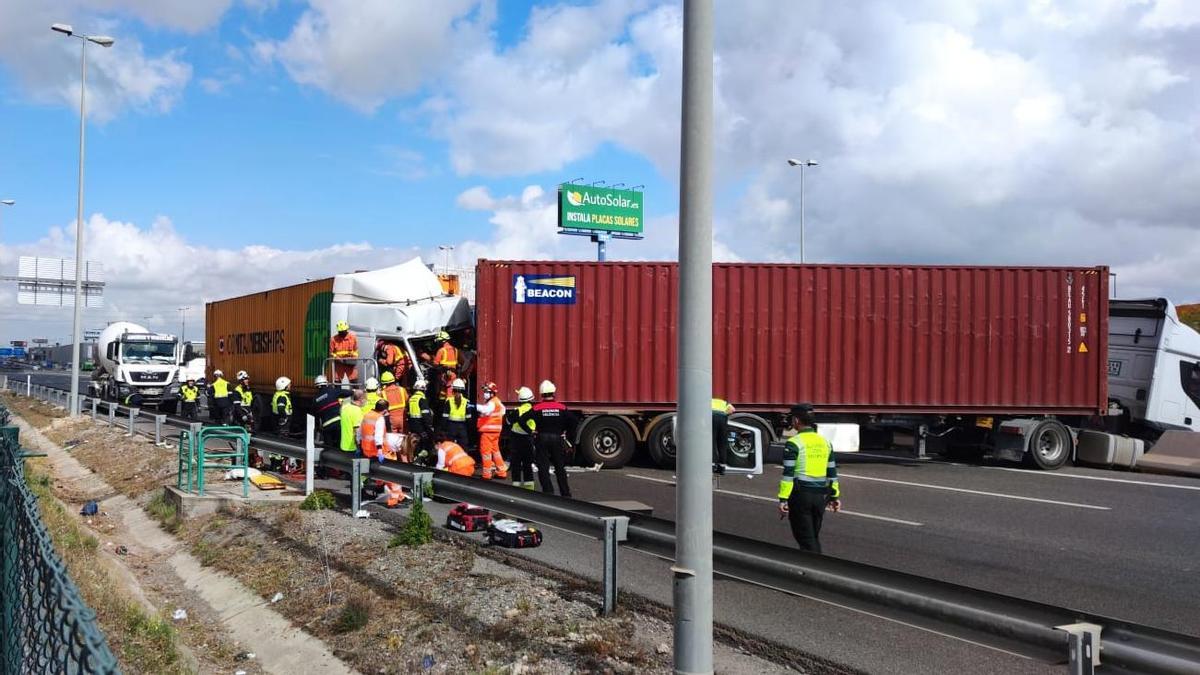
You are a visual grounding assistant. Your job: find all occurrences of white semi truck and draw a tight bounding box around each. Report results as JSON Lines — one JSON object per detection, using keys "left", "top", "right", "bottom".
{"left": 89, "top": 322, "right": 185, "bottom": 412}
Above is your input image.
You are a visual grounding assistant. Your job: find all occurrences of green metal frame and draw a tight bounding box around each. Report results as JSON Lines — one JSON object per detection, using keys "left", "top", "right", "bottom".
{"left": 175, "top": 425, "right": 251, "bottom": 497}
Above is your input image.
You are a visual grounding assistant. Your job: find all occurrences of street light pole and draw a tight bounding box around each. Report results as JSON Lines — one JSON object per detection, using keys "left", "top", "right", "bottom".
{"left": 675, "top": 1, "right": 714, "bottom": 673}
{"left": 177, "top": 307, "right": 190, "bottom": 342}
{"left": 53, "top": 23, "right": 115, "bottom": 416}
{"left": 0, "top": 200, "right": 13, "bottom": 240}
{"left": 787, "top": 158, "right": 819, "bottom": 263}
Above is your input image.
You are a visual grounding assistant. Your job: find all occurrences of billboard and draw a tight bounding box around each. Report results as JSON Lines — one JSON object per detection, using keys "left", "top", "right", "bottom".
{"left": 558, "top": 185, "right": 644, "bottom": 235}
{"left": 15, "top": 256, "right": 105, "bottom": 307}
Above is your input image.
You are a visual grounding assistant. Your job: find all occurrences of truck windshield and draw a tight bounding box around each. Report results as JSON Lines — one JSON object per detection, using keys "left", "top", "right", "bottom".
{"left": 123, "top": 342, "right": 176, "bottom": 364}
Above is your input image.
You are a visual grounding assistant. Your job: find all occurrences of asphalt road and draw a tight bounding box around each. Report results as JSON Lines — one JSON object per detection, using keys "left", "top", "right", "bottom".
{"left": 11, "top": 370, "right": 1200, "bottom": 673}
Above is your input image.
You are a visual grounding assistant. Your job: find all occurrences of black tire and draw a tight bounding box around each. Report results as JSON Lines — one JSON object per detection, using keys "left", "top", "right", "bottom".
{"left": 729, "top": 413, "right": 773, "bottom": 463}
{"left": 646, "top": 415, "right": 677, "bottom": 469}
{"left": 1024, "top": 420, "right": 1072, "bottom": 470}
{"left": 578, "top": 416, "right": 637, "bottom": 468}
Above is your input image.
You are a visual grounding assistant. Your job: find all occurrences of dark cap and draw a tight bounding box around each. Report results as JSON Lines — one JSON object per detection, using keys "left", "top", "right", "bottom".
{"left": 789, "top": 403, "right": 815, "bottom": 419}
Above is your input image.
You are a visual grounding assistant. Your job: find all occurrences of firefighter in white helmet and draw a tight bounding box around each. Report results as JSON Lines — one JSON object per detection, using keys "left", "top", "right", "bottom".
{"left": 362, "top": 376, "right": 382, "bottom": 413}
{"left": 505, "top": 386, "right": 538, "bottom": 489}
{"left": 441, "top": 377, "right": 472, "bottom": 452}
{"left": 272, "top": 376, "right": 293, "bottom": 437}
{"left": 517, "top": 379, "right": 578, "bottom": 497}
{"left": 408, "top": 377, "right": 434, "bottom": 464}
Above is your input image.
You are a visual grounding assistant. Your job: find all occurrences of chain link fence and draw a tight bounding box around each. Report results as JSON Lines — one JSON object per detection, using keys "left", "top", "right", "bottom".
{"left": 0, "top": 400, "right": 120, "bottom": 674}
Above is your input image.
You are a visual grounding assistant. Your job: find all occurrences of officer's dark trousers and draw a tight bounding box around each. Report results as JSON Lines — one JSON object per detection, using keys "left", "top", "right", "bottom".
{"left": 534, "top": 433, "right": 571, "bottom": 497}
{"left": 508, "top": 433, "right": 535, "bottom": 485}
{"left": 712, "top": 411, "right": 729, "bottom": 465}
{"left": 788, "top": 488, "right": 827, "bottom": 553}
{"left": 181, "top": 401, "right": 197, "bottom": 420}
{"left": 445, "top": 421, "right": 470, "bottom": 450}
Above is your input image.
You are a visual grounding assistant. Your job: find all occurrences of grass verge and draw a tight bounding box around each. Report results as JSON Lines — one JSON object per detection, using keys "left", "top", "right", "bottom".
{"left": 25, "top": 460, "right": 188, "bottom": 675}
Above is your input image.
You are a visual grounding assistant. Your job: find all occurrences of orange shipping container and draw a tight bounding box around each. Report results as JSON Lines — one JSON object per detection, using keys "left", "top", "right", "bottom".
{"left": 206, "top": 278, "right": 335, "bottom": 399}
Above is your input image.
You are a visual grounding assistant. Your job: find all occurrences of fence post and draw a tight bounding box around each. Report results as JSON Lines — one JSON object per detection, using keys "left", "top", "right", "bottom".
{"left": 600, "top": 516, "right": 629, "bottom": 615}
{"left": 412, "top": 471, "right": 434, "bottom": 503}
{"left": 154, "top": 415, "right": 166, "bottom": 446}
{"left": 127, "top": 408, "right": 138, "bottom": 436}
{"left": 305, "top": 415, "right": 316, "bottom": 496}
{"left": 351, "top": 458, "right": 370, "bottom": 517}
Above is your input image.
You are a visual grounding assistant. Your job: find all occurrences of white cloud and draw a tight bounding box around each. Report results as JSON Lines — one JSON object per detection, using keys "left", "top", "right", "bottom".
{"left": 0, "top": 0, "right": 199, "bottom": 122}
{"left": 254, "top": 0, "right": 484, "bottom": 112}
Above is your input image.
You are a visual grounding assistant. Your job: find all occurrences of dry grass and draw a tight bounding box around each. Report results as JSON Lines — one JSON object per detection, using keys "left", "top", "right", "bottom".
{"left": 1, "top": 392, "right": 65, "bottom": 429}
{"left": 24, "top": 460, "right": 188, "bottom": 675}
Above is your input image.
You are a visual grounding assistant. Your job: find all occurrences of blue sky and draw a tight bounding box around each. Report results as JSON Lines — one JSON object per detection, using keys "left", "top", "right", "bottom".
{"left": 1, "top": 0, "right": 1199, "bottom": 344}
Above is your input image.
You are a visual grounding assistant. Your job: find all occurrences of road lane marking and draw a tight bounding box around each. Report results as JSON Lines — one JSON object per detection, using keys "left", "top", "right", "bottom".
{"left": 618, "top": 472, "right": 924, "bottom": 526}
{"left": 981, "top": 465, "right": 1200, "bottom": 491}
{"left": 838, "top": 473, "right": 1111, "bottom": 510}
{"left": 849, "top": 451, "right": 1200, "bottom": 492}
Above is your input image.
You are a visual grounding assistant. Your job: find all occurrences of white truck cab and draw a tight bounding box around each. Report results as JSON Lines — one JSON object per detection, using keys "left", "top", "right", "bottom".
{"left": 1108, "top": 298, "right": 1200, "bottom": 434}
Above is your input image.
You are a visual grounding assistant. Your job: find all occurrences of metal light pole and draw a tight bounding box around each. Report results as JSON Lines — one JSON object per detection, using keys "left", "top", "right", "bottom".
{"left": 675, "top": 1, "right": 714, "bottom": 673}
{"left": 787, "top": 158, "right": 818, "bottom": 263}
{"left": 438, "top": 244, "right": 455, "bottom": 269}
{"left": 177, "top": 306, "right": 190, "bottom": 342}
{"left": 0, "top": 200, "right": 12, "bottom": 240}
{"left": 53, "top": 23, "right": 115, "bottom": 416}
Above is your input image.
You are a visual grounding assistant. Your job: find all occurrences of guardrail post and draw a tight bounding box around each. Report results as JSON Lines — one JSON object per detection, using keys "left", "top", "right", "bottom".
{"left": 412, "top": 471, "right": 434, "bottom": 503}
{"left": 154, "top": 415, "right": 166, "bottom": 446}
{"left": 107, "top": 405, "right": 116, "bottom": 426}
{"left": 351, "top": 458, "right": 370, "bottom": 517}
{"left": 127, "top": 408, "right": 138, "bottom": 436}
{"left": 26, "top": 375, "right": 31, "bottom": 396}
{"left": 305, "top": 415, "right": 316, "bottom": 496}
{"left": 1057, "top": 623, "right": 1100, "bottom": 675}
{"left": 91, "top": 398, "right": 98, "bottom": 420}
{"left": 599, "top": 515, "right": 629, "bottom": 615}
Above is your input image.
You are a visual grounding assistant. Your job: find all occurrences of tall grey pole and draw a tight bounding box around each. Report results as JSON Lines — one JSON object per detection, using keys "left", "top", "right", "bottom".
{"left": 674, "top": 1, "right": 713, "bottom": 673}
{"left": 799, "top": 164, "right": 806, "bottom": 264}
{"left": 68, "top": 39, "right": 88, "bottom": 417}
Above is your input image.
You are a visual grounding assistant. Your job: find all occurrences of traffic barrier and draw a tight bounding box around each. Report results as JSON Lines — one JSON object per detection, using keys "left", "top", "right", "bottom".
{"left": 0, "top": 399, "right": 119, "bottom": 673}
{"left": 11, "top": 380, "right": 1200, "bottom": 671}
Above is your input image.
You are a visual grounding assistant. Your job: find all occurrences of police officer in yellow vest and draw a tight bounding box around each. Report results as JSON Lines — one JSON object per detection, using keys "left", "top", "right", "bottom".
{"left": 272, "top": 376, "right": 294, "bottom": 437}
{"left": 180, "top": 378, "right": 200, "bottom": 420}
{"left": 778, "top": 404, "right": 841, "bottom": 553}
{"left": 712, "top": 397, "right": 735, "bottom": 474}
{"left": 209, "top": 369, "right": 232, "bottom": 424}
{"left": 407, "top": 378, "right": 433, "bottom": 463}
{"left": 505, "top": 386, "right": 537, "bottom": 489}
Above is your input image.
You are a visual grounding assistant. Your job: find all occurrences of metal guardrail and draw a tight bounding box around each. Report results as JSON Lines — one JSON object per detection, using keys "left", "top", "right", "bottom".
{"left": 8, "top": 377, "right": 1200, "bottom": 672}
{"left": 0, "top": 398, "right": 120, "bottom": 674}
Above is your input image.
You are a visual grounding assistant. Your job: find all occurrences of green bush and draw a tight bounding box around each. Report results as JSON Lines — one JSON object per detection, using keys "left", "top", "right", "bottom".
{"left": 389, "top": 499, "right": 433, "bottom": 547}
{"left": 146, "top": 491, "right": 181, "bottom": 534}
{"left": 332, "top": 597, "right": 371, "bottom": 634}
{"left": 300, "top": 489, "right": 336, "bottom": 511}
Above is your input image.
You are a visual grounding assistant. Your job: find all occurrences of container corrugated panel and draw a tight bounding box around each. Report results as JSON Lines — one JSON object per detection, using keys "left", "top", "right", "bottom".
{"left": 205, "top": 278, "right": 334, "bottom": 399}
{"left": 476, "top": 261, "right": 1109, "bottom": 415}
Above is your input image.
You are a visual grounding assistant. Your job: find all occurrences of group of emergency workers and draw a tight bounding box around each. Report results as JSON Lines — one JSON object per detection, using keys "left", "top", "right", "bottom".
{"left": 202, "top": 324, "right": 582, "bottom": 499}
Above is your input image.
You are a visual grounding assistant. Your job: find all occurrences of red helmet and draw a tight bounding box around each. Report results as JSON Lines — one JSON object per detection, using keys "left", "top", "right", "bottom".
{"left": 482, "top": 381, "right": 498, "bottom": 394}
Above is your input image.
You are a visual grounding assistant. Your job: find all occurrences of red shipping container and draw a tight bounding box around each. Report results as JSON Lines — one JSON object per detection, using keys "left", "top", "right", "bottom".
{"left": 475, "top": 261, "right": 1109, "bottom": 416}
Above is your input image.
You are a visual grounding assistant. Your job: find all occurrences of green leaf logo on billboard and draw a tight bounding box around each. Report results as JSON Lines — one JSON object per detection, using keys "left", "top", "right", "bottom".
{"left": 558, "top": 185, "right": 644, "bottom": 234}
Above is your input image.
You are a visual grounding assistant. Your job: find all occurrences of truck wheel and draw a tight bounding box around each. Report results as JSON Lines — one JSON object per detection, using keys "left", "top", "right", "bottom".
{"left": 1024, "top": 420, "right": 1072, "bottom": 470}
{"left": 729, "top": 413, "right": 773, "bottom": 462}
{"left": 578, "top": 416, "right": 636, "bottom": 468}
{"left": 646, "top": 415, "right": 677, "bottom": 469}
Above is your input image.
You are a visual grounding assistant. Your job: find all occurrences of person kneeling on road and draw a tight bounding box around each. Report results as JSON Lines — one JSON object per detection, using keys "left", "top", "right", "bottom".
{"left": 435, "top": 434, "right": 475, "bottom": 477}
{"left": 778, "top": 403, "right": 841, "bottom": 554}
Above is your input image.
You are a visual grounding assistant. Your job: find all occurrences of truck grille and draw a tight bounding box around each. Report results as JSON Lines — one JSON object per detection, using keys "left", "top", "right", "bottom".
{"left": 129, "top": 372, "right": 170, "bottom": 384}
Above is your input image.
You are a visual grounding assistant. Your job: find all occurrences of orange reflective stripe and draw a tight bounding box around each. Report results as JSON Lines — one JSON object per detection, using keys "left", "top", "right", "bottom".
{"left": 435, "top": 345, "right": 458, "bottom": 367}
{"left": 383, "top": 386, "right": 407, "bottom": 411}
{"left": 478, "top": 400, "right": 505, "bottom": 433}
{"left": 361, "top": 412, "right": 382, "bottom": 457}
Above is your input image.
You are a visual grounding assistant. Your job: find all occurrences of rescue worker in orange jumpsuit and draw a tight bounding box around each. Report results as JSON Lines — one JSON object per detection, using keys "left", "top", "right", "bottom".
{"left": 329, "top": 320, "right": 359, "bottom": 384}
{"left": 435, "top": 434, "right": 476, "bottom": 476}
{"left": 380, "top": 371, "right": 407, "bottom": 433}
{"left": 429, "top": 331, "right": 457, "bottom": 401}
{"left": 360, "top": 399, "right": 387, "bottom": 462}
{"left": 376, "top": 338, "right": 409, "bottom": 383}
{"left": 474, "top": 382, "right": 508, "bottom": 480}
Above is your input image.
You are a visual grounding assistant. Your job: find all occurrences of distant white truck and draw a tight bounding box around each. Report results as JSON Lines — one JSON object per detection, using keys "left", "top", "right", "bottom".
{"left": 89, "top": 322, "right": 185, "bottom": 413}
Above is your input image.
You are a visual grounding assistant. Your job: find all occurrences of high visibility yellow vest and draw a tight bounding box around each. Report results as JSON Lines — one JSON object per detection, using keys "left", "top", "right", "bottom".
{"left": 511, "top": 402, "right": 535, "bottom": 435}
{"left": 408, "top": 391, "right": 427, "bottom": 419}
{"left": 778, "top": 430, "right": 840, "bottom": 500}
{"left": 180, "top": 384, "right": 199, "bottom": 402}
{"left": 212, "top": 377, "right": 229, "bottom": 398}
{"left": 272, "top": 390, "right": 292, "bottom": 415}
{"left": 446, "top": 396, "right": 468, "bottom": 422}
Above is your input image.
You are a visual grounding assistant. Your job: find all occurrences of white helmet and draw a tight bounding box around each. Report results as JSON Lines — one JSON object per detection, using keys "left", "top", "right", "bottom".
{"left": 213, "top": 369, "right": 223, "bottom": 377}
{"left": 451, "top": 378, "right": 466, "bottom": 391}
{"left": 365, "top": 377, "right": 379, "bottom": 391}
{"left": 414, "top": 378, "right": 427, "bottom": 390}
{"left": 275, "top": 376, "right": 291, "bottom": 391}
{"left": 539, "top": 379, "right": 556, "bottom": 395}
{"left": 516, "top": 386, "right": 534, "bottom": 403}
{"left": 236, "top": 370, "right": 249, "bottom": 380}
{"left": 314, "top": 374, "right": 328, "bottom": 386}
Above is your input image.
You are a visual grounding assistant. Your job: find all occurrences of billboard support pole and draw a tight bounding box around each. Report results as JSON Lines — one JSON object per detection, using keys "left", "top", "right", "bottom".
{"left": 674, "top": 1, "right": 714, "bottom": 673}
{"left": 593, "top": 232, "right": 610, "bottom": 262}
